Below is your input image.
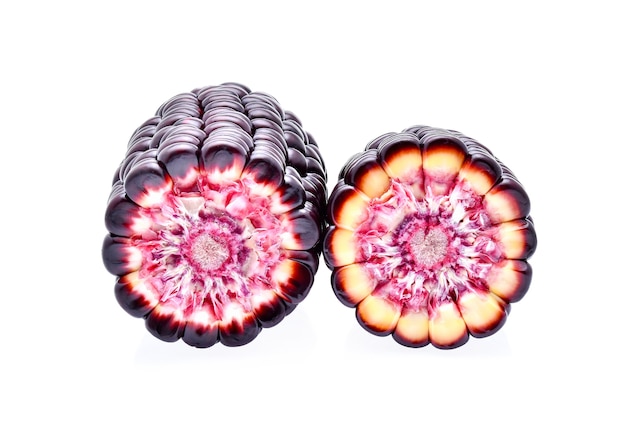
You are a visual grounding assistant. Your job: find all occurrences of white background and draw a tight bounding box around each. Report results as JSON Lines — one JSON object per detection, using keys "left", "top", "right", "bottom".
{"left": 1, "top": 1, "right": 624, "bottom": 422}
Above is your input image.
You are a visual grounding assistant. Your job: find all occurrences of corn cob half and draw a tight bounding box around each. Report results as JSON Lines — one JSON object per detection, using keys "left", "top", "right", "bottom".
{"left": 102, "top": 83, "right": 327, "bottom": 348}
{"left": 324, "top": 126, "right": 536, "bottom": 349}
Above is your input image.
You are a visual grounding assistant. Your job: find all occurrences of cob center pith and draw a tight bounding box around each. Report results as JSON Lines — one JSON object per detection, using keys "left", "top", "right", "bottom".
{"left": 190, "top": 233, "right": 231, "bottom": 271}
{"left": 408, "top": 227, "right": 448, "bottom": 268}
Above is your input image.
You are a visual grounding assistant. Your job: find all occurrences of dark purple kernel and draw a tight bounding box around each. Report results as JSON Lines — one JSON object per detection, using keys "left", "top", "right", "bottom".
{"left": 219, "top": 316, "right": 261, "bottom": 347}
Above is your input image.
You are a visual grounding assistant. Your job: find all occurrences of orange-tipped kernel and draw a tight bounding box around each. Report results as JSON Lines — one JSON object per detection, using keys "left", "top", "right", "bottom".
{"left": 331, "top": 263, "right": 377, "bottom": 307}
{"left": 422, "top": 135, "right": 468, "bottom": 196}
{"left": 393, "top": 309, "right": 430, "bottom": 348}
{"left": 458, "top": 152, "right": 502, "bottom": 196}
{"left": 378, "top": 136, "right": 422, "bottom": 177}
{"left": 323, "top": 227, "right": 358, "bottom": 267}
{"left": 485, "top": 259, "right": 532, "bottom": 303}
{"left": 493, "top": 218, "right": 537, "bottom": 260}
{"left": 328, "top": 183, "right": 370, "bottom": 230}
{"left": 484, "top": 177, "right": 531, "bottom": 224}
{"left": 457, "top": 290, "right": 508, "bottom": 338}
{"left": 428, "top": 301, "right": 469, "bottom": 349}
{"left": 343, "top": 150, "right": 391, "bottom": 199}
{"left": 356, "top": 294, "right": 402, "bottom": 336}
{"left": 378, "top": 136, "right": 425, "bottom": 199}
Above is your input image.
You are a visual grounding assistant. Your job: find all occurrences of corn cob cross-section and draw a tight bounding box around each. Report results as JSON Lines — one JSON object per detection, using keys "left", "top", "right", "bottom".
{"left": 102, "top": 82, "right": 327, "bottom": 348}
{"left": 324, "top": 126, "right": 536, "bottom": 349}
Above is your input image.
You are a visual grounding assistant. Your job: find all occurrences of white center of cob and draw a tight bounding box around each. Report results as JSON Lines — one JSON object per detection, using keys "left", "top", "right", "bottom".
{"left": 410, "top": 227, "right": 448, "bottom": 268}
{"left": 190, "top": 234, "right": 229, "bottom": 270}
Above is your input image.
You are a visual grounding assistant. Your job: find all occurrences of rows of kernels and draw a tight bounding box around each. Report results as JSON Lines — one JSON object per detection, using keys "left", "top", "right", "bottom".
{"left": 323, "top": 126, "right": 536, "bottom": 349}
{"left": 103, "top": 83, "right": 326, "bottom": 348}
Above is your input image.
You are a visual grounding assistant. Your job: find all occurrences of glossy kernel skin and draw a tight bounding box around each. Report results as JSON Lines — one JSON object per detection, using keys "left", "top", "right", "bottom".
{"left": 103, "top": 82, "right": 327, "bottom": 348}
{"left": 324, "top": 125, "right": 537, "bottom": 349}
{"left": 331, "top": 263, "right": 377, "bottom": 307}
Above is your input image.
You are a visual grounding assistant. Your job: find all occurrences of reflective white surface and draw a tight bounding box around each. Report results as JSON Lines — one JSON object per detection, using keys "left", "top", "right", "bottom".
{"left": 1, "top": 1, "right": 623, "bottom": 422}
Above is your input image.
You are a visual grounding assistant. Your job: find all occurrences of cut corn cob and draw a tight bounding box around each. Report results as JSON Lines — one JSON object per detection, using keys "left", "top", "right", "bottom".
{"left": 103, "top": 83, "right": 327, "bottom": 348}
{"left": 324, "top": 126, "right": 536, "bottom": 349}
